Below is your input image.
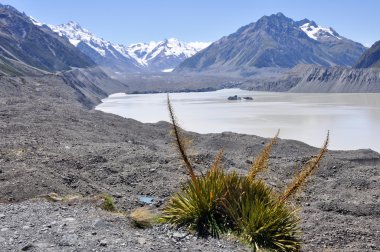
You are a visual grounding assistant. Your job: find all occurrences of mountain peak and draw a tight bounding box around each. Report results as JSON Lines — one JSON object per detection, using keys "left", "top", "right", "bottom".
{"left": 49, "top": 21, "right": 104, "bottom": 47}
{"left": 275, "top": 12, "right": 285, "bottom": 17}
{"left": 267, "top": 12, "right": 291, "bottom": 20}
{"left": 66, "top": 21, "right": 82, "bottom": 29}
{"left": 162, "top": 38, "right": 181, "bottom": 45}
{"left": 254, "top": 12, "right": 294, "bottom": 29}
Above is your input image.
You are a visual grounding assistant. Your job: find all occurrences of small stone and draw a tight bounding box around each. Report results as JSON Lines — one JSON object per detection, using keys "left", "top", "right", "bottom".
{"left": 59, "top": 234, "right": 78, "bottom": 246}
{"left": 93, "top": 219, "right": 111, "bottom": 228}
{"left": 21, "top": 244, "right": 34, "bottom": 251}
{"left": 137, "top": 237, "right": 146, "bottom": 245}
{"left": 113, "top": 192, "right": 123, "bottom": 198}
{"left": 91, "top": 231, "right": 97, "bottom": 235}
{"left": 173, "top": 232, "right": 186, "bottom": 239}
{"left": 99, "top": 240, "right": 107, "bottom": 247}
{"left": 63, "top": 217, "right": 76, "bottom": 222}
{"left": 46, "top": 224, "right": 52, "bottom": 228}
{"left": 0, "top": 214, "right": 5, "bottom": 218}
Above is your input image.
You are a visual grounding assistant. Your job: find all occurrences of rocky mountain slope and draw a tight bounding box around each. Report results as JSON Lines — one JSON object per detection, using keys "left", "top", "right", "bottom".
{"left": 354, "top": 40, "right": 380, "bottom": 68}
{"left": 176, "top": 13, "right": 366, "bottom": 74}
{"left": 49, "top": 21, "right": 210, "bottom": 74}
{"left": 288, "top": 65, "right": 380, "bottom": 92}
{"left": 0, "top": 4, "right": 130, "bottom": 108}
{"left": 240, "top": 64, "right": 380, "bottom": 92}
{"left": 0, "top": 4, "right": 95, "bottom": 73}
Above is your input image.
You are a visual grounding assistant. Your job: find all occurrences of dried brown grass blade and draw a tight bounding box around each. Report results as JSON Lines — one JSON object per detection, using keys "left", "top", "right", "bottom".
{"left": 167, "top": 94, "right": 197, "bottom": 186}
{"left": 209, "top": 148, "right": 224, "bottom": 175}
{"left": 280, "top": 131, "right": 329, "bottom": 202}
{"left": 247, "top": 130, "right": 280, "bottom": 181}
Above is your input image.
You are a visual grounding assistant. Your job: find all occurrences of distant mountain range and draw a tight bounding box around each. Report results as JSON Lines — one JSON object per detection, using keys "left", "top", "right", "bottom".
{"left": 0, "top": 3, "right": 379, "bottom": 95}
{"left": 176, "top": 13, "right": 366, "bottom": 74}
{"left": 48, "top": 21, "right": 210, "bottom": 74}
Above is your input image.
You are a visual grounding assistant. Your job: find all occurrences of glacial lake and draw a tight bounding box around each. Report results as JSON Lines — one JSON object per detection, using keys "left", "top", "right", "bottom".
{"left": 96, "top": 89, "right": 380, "bottom": 152}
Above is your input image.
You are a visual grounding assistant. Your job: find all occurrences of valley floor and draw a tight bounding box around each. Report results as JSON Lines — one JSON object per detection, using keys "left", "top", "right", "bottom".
{"left": 0, "top": 93, "right": 379, "bottom": 251}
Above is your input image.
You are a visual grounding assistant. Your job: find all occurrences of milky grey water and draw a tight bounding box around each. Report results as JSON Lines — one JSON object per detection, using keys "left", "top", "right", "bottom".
{"left": 96, "top": 89, "right": 380, "bottom": 152}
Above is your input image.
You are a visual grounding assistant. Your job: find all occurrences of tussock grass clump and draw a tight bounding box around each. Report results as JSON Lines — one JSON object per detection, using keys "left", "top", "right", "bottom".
{"left": 162, "top": 96, "right": 329, "bottom": 251}
{"left": 129, "top": 206, "right": 156, "bottom": 228}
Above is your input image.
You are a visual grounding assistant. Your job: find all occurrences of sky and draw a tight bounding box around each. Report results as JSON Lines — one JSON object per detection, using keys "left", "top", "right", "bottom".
{"left": 1, "top": 0, "right": 379, "bottom": 47}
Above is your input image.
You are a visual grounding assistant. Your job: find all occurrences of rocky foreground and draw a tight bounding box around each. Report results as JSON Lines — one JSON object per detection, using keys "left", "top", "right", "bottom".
{"left": 0, "top": 199, "right": 249, "bottom": 252}
{"left": 0, "top": 74, "right": 379, "bottom": 251}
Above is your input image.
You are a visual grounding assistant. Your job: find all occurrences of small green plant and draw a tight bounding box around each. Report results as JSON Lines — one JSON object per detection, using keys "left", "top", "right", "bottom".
{"left": 162, "top": 95, "right": 329, "bottom": 251}
{"left": 100, "top": 194, "right": 117, "bottom": 212}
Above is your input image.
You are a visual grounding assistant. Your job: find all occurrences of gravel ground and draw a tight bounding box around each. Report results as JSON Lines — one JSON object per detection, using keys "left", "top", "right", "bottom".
{"left": 0, "top": 79, "right": 379, "bottom": 251}
{"left": 0, "top": 199, "right": 250, "bottom": 251}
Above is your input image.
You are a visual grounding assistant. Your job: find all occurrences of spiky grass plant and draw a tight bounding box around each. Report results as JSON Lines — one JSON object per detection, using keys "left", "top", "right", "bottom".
{"left": 162, "top": 148, "right": 230, "bottom": 237}
{"left": 225, "top": 178, "right": 300, "bottom": 251}
{"left": 162, "top": 95, "right": 329, "bottom": 251}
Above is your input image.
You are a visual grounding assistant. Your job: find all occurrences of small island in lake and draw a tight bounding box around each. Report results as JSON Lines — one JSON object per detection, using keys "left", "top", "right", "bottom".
{"left": 228, "top": 95, "right": 253, "bottom": 100}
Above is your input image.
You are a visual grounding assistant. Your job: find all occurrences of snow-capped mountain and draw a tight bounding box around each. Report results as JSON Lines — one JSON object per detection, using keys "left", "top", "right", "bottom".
{"left": 48, "top": 21, "right": 142, "bottom": 74}
{"left": 177, "top": 13, "right": 366, "bottom": 73}
{"left": 123, "top": 39, "right": 211, "bottom": 71}
{"left": 50, "top": 21, "right": 112, "bottom": 55}
{"left": 47, "top": 21, "right": 210, "bottom": 73}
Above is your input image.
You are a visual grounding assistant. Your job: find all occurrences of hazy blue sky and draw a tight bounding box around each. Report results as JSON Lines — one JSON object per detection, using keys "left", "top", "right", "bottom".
{"left": 2, "top": 0, "right": 379, "bottom": 46}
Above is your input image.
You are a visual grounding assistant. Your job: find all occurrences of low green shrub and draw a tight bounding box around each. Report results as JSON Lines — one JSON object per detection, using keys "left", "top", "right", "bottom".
{"left": 100, "top": 194, "right": 117, "bottom": 212}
